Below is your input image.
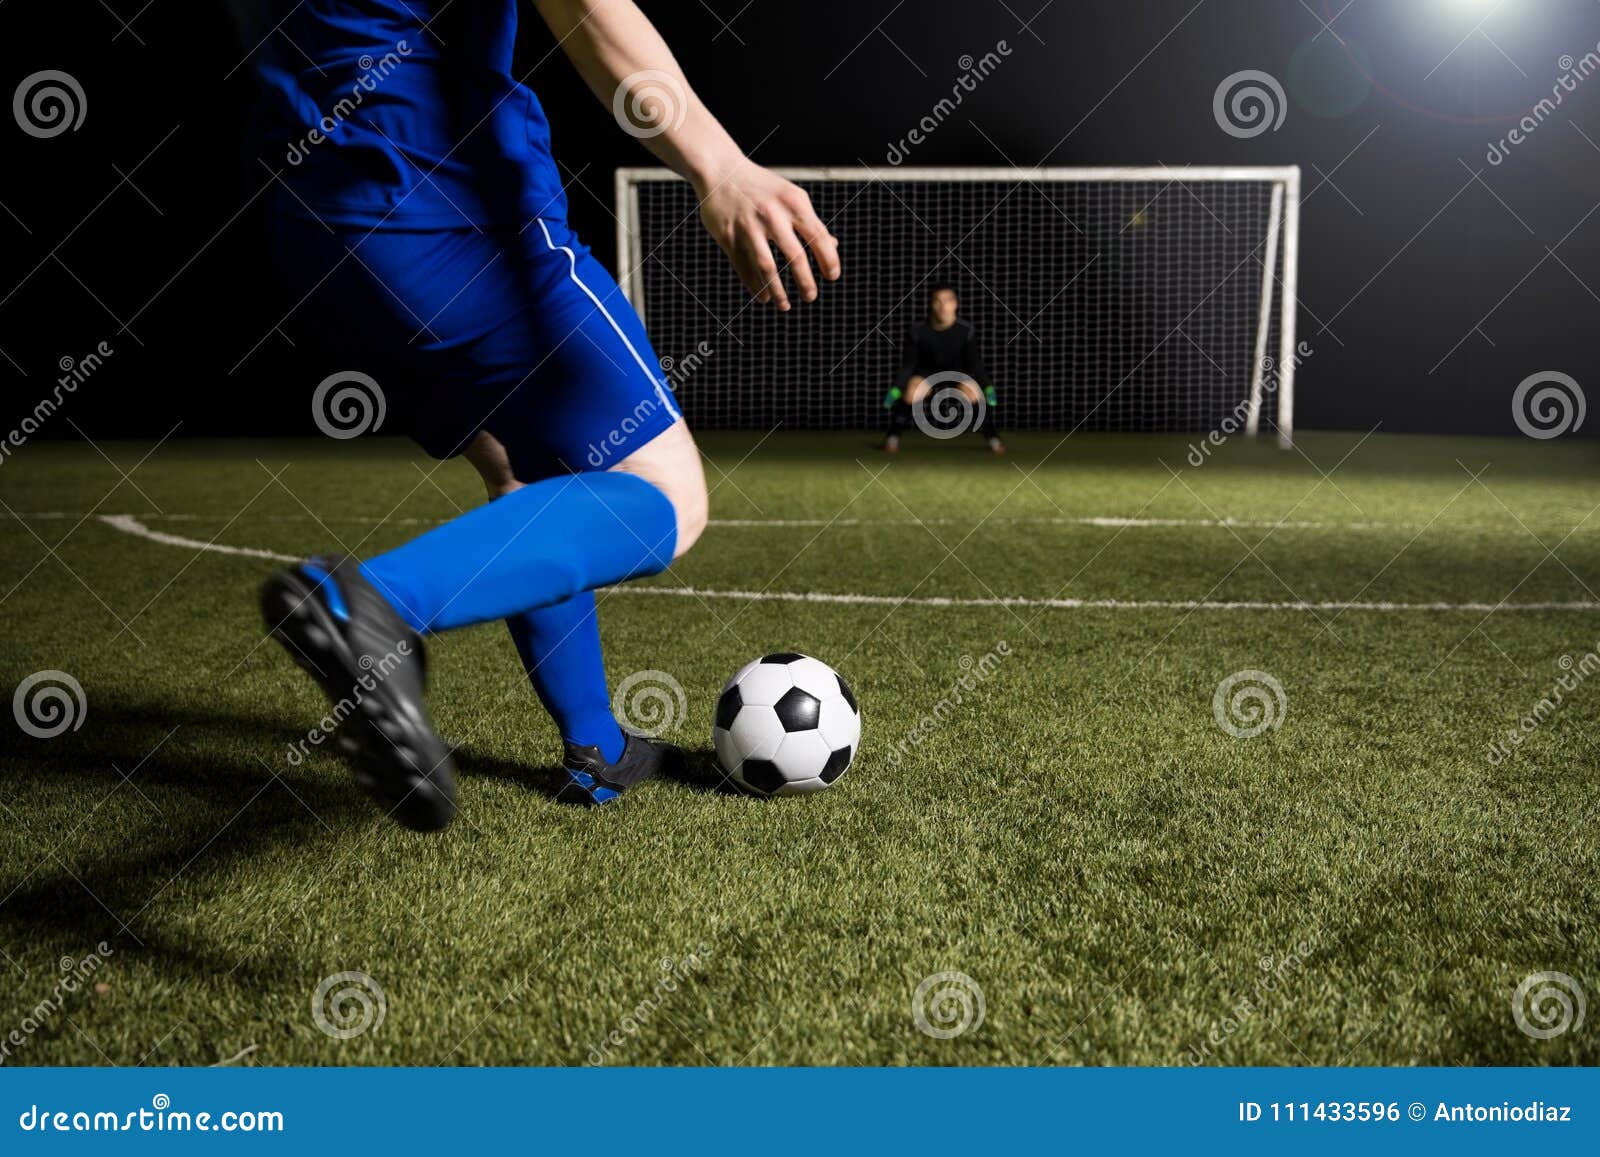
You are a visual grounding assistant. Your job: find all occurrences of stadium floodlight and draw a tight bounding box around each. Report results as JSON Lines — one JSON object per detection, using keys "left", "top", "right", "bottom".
{"left": 618, "top": 166, "right": 1301, "bottom": 447}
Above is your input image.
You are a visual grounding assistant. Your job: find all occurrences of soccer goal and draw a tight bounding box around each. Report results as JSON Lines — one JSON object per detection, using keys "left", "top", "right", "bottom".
{"left": 616, "top": 166, "right": 1301, "bottom": 446}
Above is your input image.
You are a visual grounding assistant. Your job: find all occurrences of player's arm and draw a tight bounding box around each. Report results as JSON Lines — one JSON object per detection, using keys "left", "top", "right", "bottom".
{"left": 531, "top": 0, "right": 840, "bottom": 311}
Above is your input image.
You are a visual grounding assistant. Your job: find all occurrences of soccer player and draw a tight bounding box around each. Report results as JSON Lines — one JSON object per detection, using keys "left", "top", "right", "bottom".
{"left": 245, "top": 0, "right": 840, "bottom": 829}
{"left": 882, "top": 285, "right": 1005, "bottom": 454}
{"left": 883, "top": 283, "right": 1004, "bottom": 454}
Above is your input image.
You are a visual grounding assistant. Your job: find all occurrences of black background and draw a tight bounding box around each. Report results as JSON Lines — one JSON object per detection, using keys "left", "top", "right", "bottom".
{"left": 1, "top": 0, "right": 1597, "bottom": 439}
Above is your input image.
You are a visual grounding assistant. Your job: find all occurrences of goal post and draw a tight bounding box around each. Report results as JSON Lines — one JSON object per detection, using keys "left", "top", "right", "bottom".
{"left": 616, "top": 166, "right": 1301, "bottom": 447}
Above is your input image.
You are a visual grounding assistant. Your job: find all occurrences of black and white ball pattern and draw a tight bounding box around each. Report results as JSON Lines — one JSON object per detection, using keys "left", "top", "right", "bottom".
{"left": 713, "top": 653, "right": 860, "bottom": 796}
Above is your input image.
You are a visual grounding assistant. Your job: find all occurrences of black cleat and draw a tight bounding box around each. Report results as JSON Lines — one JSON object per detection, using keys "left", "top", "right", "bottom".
{"left": 557, "top": 731, "right": 683, "bottom": 807}
{"left": 260, "top": 555, "right": 457, "bottom": 832}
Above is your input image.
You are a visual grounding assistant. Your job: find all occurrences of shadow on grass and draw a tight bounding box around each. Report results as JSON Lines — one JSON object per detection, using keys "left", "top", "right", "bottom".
{"left": 0, "top": 695, "right": 388, "bottom": 987}
{"left": 668, "top": 745, "right": 749, "bottom": 798}
{"left": 0, "top": 693, "right": 746, "bottom": 1003}
{"left": 451, "top": 737, "right": 735, "bottom": 799}
{"left": 0, "top": 696, "right": 663, "bottom": 984}
{"left": 451, "top": 746, "right": 565, "bottom": 799}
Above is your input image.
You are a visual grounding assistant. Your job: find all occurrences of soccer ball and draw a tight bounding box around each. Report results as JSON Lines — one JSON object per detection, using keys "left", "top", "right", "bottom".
{"left": 713, "top": 653, "right": 860, "bottom": 796}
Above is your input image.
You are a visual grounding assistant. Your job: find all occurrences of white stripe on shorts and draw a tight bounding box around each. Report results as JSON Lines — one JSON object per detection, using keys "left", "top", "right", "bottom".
{"left": 537, "top": 218, "right": 682, "bottom": 423}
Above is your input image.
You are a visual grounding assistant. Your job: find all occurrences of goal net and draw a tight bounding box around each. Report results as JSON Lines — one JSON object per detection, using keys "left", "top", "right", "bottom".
{"left": 616, "top": 167, "right": 1300, "bottom": 445}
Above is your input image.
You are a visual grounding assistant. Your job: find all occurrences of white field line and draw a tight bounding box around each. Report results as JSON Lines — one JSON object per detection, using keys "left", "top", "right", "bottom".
{"left": 621, "top": 587, "right": 1600, "bottom": 613}
{"left": 96, "top": 514, "right": 302, "bottom": 562}
{"left": 86, "top": 514, "right": 1600, "bottom": 615}
{"left": 2, "top": 509, "right": 1579, "bottom": 532}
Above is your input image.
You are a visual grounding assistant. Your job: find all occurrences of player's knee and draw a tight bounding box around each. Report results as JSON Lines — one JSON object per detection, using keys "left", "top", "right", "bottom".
{"left": 611, "top": 420, "right": 707, "bottom": 561}
{"left": 671, "top": 469, "right": 709, "bottom": 558}
{"left": 666, "top": 435, "right": 709, "bottom": 558}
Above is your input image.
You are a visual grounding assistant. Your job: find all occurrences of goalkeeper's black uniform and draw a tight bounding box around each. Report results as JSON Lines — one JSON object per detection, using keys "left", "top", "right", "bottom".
{"left": 884, "top": 320, "right": 1000, "bottom": 441}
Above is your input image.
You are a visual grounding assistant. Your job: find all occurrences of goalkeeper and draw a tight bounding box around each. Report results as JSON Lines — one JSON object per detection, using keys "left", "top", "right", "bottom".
{"left": 882, "top": 284, "right": 1005, "bottom": 454}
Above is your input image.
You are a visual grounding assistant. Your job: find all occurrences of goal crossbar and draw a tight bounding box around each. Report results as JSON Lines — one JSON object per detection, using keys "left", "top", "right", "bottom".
{"left": 618, "top": 165, "right": 1303, "bottom": 183}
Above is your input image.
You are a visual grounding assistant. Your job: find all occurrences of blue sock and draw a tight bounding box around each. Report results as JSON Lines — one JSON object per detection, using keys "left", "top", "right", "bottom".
{"left": 506, "top": 593, "right": 625, "bottom": 762}
{"left": 360, "top": 471, "right": 677, "bottom": 634}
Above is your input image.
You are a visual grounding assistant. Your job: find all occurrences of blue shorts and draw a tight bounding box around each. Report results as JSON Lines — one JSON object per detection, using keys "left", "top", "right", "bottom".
{"left": 270, "top": 209, "right": 681, "bottom": 479}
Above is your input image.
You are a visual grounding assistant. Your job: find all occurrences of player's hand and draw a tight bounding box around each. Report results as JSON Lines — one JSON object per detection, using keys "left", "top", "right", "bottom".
{"left": 695, "top": 161, "right": 841, "bottom": 312}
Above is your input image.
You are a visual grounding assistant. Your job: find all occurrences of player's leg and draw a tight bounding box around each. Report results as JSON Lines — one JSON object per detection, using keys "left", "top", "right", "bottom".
{"left": 264, "top": 218, "right": 707, "bottom": 824}
{"left": 464, "top": 426, "right": 700, "bottom": 805}
{"left": 260, "top": 222, "right": 482, "bottom": 832}
{"left": 881, "top": 388, "right": 903, "bottom": 453}
{"left": 600, "top": 419, "right": 708, "bottom": 556}
{"left": 266, "top": 450, "right": 687, "bottom": 825}
{"left": 462, "top": 433, "right": 624, "bottom": 767}
{"left": 357, "top": 228, "right": 710, "bottom": 807}
{"left": 883, "top": 375, "right": 923, "bottom": 453}
{"left": 884, "top": 375, "right": 927, "bottom": 452}
{"left": 957, "top": 379, "right": 1006, "bottom": 454}
{"left": 266, "top": 441, "right": 702, "bottom": 817}
{"left": 354, "top": 221, "right": 706, "bottom": 638}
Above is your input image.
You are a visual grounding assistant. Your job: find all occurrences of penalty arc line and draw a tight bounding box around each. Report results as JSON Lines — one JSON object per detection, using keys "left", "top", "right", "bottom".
{"left": 98, "top": 514, "right": 303, "bottom": 562}
{"left": 92, "top": 514, "right": 1600, "bottom": 615}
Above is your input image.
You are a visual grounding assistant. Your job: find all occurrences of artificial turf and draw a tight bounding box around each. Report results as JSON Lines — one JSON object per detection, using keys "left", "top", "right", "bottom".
{"left": 1, "top": 429, "right": 1597, "bottom": 1066}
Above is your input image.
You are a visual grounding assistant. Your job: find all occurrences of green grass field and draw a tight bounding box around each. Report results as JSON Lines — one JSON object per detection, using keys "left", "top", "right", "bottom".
{"left": 2, "top": 430, "right": 1597, "bottom": 1066}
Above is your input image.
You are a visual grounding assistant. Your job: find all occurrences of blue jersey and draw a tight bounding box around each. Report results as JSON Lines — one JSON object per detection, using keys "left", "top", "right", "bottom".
{"left": 253, "top": 0, "right": 567, "bottom": 228}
